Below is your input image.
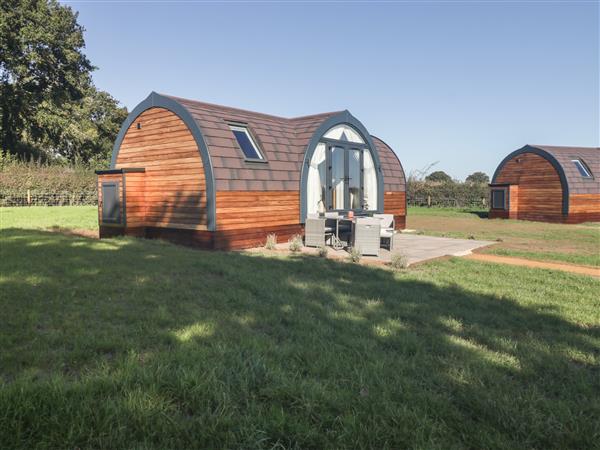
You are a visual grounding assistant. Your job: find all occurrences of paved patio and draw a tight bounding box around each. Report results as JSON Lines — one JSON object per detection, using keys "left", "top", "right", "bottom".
{"left": 263, "top": 233, "right": 495, "bottom": 266}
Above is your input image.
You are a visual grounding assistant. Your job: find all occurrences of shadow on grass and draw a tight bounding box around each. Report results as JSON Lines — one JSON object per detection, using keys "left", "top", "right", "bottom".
{"left": 465, "top": 209, "right": 489, "bottom": 219}
{"left": 0, "top": 228, "right": 598, "bottom": 449}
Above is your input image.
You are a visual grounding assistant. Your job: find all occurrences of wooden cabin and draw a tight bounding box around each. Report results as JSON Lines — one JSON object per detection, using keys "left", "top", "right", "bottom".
{"left": 489, "top": 145, "right": 599, "bottom": 223}
{"left": 96, "top": 92, "right": 406, "bottom": 250}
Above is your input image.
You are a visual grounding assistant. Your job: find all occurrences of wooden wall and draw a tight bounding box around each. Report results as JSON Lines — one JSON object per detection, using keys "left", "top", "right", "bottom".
{"left": 383, "top": 191, "right": 406, "bottom": 230}
{"left": 214, "top": 191, "right": 301, "bottom": 249}
{"left": 493, "top": 152, "right": 564, "bottom": 222}
{"left": 567, "top": 194, "right": 600, "bottom": 223}
{"left": 115, "top": 107, "right": 208, "bottom": 231}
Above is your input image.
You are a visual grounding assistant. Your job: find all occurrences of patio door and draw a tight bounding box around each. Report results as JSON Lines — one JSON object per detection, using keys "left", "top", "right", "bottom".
{"left": 327, "top": 144, "right": 364, "bottom": 211}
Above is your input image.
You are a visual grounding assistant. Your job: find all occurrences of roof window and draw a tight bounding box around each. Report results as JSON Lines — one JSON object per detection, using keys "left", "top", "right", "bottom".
{"left": 572, "top": 159, "right": 592, "bottom": 178}
{"left": 230, "top": 125, "right": 264, "bottom": 161}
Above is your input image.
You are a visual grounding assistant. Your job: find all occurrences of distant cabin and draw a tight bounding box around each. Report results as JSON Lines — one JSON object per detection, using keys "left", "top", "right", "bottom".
{"left": 489, "top": 145, "right": 599, "bottom": 223}
{"left": 96, "top": 92, "right": 406, "bottom": 249}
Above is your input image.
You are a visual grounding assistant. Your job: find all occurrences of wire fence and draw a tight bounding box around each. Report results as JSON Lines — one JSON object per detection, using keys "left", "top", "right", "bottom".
{"left": 1, "top": 191, "right": 488, "bottom": 209}
{"left": 0, "top": 190, "right": 98, "bottom": 207}
{"left": 407, "top": 196, "right": 488, "bottom": 209}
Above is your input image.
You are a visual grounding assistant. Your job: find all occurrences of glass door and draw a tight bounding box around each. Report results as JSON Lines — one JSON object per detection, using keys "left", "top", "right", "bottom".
{"left": 327, "top": 144, "right": 365, "bottom": 211}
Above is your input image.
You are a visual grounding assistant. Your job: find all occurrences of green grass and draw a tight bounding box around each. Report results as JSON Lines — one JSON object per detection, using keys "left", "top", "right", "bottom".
{"left": 1, "top": 223, "right": 599, "bottom": 448}
{"left": 408, "top": 206, "right": 489, "bottom": 218}
{"left": 408, "top": 206, "right": 600, "bottom": 267}
{"left": 0, "top": 206, "right": 97, "bottom": 230}
{"left": 487, "top": 247, "right": 600, "bottom": 267}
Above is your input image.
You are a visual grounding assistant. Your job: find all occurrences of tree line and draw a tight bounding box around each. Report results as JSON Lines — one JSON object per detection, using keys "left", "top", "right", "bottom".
{"left": 0, "top": 0, "right": 127, "bottom": 166}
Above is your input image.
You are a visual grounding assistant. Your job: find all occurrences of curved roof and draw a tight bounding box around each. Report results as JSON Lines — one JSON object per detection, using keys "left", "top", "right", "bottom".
{"left": 166, "top": 93, "right": 405, "bottom": 192}
{"left": 492, "top": 144, "right": 599, "bottom": 196}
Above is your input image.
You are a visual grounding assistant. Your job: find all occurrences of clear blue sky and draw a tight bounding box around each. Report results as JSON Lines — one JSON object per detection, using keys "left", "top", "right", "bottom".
{"left": 66, "top": 1, "right": 598, "bottom": 180}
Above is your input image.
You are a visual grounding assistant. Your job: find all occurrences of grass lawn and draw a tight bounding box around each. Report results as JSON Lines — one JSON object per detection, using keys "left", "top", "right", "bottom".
{"left": 0, "top": 205, "right": 98, "bottom": 231}
{"left": 1, "top": 207, "right": 599, "bottom": 448}
{"left": 408, "top": 207, "right": 600, "bottom": 267}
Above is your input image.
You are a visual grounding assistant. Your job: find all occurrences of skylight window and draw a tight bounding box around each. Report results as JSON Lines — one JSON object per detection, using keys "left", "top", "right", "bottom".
{"left": 230, "top": 125, "right": 264, "bottom": 160}
{"left": 572, "top": 159, "right": 592, "bottom": 178}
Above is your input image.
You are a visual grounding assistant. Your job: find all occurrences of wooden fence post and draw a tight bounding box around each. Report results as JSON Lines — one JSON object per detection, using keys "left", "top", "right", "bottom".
{"left": 427, "top": 195, "right": 431, "bottom": 207}
{"left": 27, "top": 189, "right": 31, "bottom": 206}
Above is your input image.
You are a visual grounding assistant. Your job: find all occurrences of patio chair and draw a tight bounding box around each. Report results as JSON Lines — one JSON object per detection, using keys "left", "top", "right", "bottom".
{"left": 352, "top": 217, "right": 381, "bottom": 256}
{"left": 304, "top": 217, "right": 333, "bottom": 248}
{"left": 374, "top": 213, "right": 395, "bottom": 251}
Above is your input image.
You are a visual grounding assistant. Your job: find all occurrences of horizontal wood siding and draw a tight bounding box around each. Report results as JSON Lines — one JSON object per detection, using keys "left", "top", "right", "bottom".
{"left": 567, "top": 194, "right": 600, "bottom": 223}
{"left": 115, "top": 107, "right": 208, "bottom": 230}
{"left": 383, "top": 191, "right": 406, "bottom": 230}
{"left": 124, "top": 172, "right": 145, "bottom": 227}
{"left": 216, "top": 191, "right": 300, "bottom": 231}
{"left": 97, "top": 174, "right": 124, "bottom": 227}
{"left": 494, "top": 152, "right": 564, "bottom": 222}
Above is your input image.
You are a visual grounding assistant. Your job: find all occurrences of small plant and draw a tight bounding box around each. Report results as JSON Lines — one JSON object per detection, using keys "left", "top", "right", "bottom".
{"left": 265, "top": 233, "right": 277, "bottom": 250}
{"left": 288, "top": 234, "right": 303, "bottom": 252}
{"left": 390, "top": 252, "right": 409, "bottom": 270}
{"left": 348, "top": 246, "right": 361, "bottom": 263}
{"left": 317, "top": 245, "right": 328, "bottom": 258}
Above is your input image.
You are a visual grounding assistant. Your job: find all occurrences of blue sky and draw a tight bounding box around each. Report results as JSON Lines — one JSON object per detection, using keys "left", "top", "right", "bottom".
{"left": 67, "top": 1, "right": 598, "bottom": 180}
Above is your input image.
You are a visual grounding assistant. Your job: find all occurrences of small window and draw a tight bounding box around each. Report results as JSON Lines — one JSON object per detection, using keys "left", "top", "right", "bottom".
{"left": 102, "top": 182, "right": 121, "bottom": 223}
{"left": 230, "top": 125, "right": 264, "bottom": 160}
{"left": 572, "top": 159, "right": 592, "bottom": 178}
{"left": 491, "top": 189, "right": 506, "bottom": 210}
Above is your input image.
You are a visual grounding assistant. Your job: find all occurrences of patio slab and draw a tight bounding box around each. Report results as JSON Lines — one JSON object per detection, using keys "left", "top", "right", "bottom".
{"left": 261, "top": 234, "right": 495, "bottom": 266}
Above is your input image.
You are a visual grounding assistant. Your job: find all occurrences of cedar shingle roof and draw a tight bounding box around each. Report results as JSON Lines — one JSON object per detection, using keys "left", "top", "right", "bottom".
{"left": 530, "top": 145, "right": 600, "bottom": 195}
{"left": 166, "top": 94, "right": 405, "bottom": 192}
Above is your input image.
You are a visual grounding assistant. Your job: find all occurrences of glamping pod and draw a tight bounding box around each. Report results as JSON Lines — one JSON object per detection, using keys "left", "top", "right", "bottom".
{"left": 489, "top": 145, "right": 600, "bottom": 223}
{"left": 96, "top": 92, "right": 406, "bottom": 249}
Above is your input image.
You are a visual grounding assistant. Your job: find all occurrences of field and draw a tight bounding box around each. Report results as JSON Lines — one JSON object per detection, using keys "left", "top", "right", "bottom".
{"left": 408, "top": 207, "right": 600, "bottom": 267}
{"left": 1, "top": 206, "right": 599, "bottom": 449}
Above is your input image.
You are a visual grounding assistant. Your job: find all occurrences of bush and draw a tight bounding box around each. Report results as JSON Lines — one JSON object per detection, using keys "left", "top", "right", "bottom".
{"left": 265, "top": 233, "right": 277, "bottom": 250}
{"left": 0, "top": 152, "right": 96, "bottom": 193}
{"left": 390, "top": 253, "right": 409, "bottom": 270}
{"left": 348, "top": 247, "right": 361, "bottom": 263}
{"left": 318, "top": 245, "right": 328, "bottom": 258}
{"left": 288, "top": 235, "right": 303, "bottom": 253}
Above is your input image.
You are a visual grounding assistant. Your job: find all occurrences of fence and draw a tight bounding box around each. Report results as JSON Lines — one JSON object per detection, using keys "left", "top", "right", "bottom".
{"left": 408, "top": 195, "right": 488, "bottom": 209}
{"left": 0, "top": 190, "right": 97, "bottom": 207}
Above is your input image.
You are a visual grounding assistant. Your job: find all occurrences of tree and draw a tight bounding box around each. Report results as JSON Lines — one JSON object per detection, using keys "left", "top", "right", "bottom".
{"left": 465, "top": 171, "right": 490, "bottom": 184}
{"left": 0, "top": 0, "right": 126, "bottom": 163}
{"left": 425, "top": 170, "right": 453, "bottom": 183}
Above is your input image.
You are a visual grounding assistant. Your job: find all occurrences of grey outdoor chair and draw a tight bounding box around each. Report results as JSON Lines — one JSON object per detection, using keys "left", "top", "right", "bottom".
{"left": 352, "top": 217, "right": 381, "bottom": 256}
{"left": 374, "top": 213, "right": 395, "bottom": 251}
{"left": 305, "top": 217, "right": 334, "bottom": 247}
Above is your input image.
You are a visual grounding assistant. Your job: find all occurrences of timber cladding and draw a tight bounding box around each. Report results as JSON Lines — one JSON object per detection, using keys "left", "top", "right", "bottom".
{"left": 97, "top": 92, "right": 407, "bottom": 250}
{"left": 494, "top": 152, "right": 563, "bottom": 221}
{"left": 116, "top": 107, "right": 208, "bottom": 231}
{"left": 491, "top": 145, "right": 600, "bottom": 224}
{"left": 383, "top": 191, "right": 406, "bottom": 230}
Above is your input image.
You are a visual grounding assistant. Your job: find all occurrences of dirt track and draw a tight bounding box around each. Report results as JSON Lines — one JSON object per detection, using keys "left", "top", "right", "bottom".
{"left": 466, "top": 253, "right": 600, "bottom": 278}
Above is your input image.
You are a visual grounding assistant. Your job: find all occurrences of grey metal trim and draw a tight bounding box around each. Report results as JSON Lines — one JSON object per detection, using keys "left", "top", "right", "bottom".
{"left": 369, "top": 134, "right": 407, "bottom": 217}
{"left": 299, "top": 111, "right": 385, "bottom": 222}
{"left": 110, "top": 92, "right": 216, "bottom": 231}
{"left": 492, "top": 145, "right": 569, "bottom": 215}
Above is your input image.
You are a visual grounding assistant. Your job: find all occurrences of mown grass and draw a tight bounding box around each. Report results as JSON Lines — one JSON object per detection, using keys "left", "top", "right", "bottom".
{"left": 408, "top": 207, "right": 600, "bottom": 267}
{"left": 1, "top": 224, "right": 599, "bottom": 449}
{"left": 0, "top": 205, "right": 97, "bottom": 231}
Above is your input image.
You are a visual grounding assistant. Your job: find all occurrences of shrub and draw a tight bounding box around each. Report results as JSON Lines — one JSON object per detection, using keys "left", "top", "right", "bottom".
{"left": 288, "top": 235, "right": 303, "bottom": 253}
{"left": 348, "top": 247, "right": 361, "bottom": 263}
{"left": 317, "top": 245, "right": 328, "bottom": 258}
{"left": 265, "top": 233, "right": 277, "bottom": 250}
{"left": 390, "top": 253, "right": 409, "bottom": 270}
